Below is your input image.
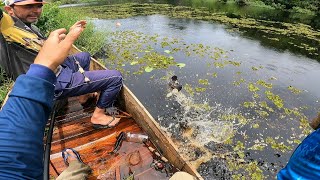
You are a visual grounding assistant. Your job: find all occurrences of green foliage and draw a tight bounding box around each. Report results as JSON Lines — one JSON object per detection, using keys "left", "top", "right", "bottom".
{"left": 51, "top": 0, "right": 78, "bottom": 4}
{"left": 218, "top": 0, "right": 228, "bottom": 3}
{"left": 235, "top": 0, "right": 247, "bottom": 6}
{"left": 259, "top": 0, "right": 320, "bottom": 10}
{"left": 36, "top": 3, "right": 106, "bottom": 55}
{"left": 0, "top": 69, "right": 12, "bottom": 105}
{"left": 36, "top": 4, "right": 60, "bottom": 35}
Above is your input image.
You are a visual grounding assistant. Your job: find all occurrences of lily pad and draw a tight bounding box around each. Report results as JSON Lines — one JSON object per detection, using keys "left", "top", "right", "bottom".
{"left": 164, "top": 50, "right": 171, "bottom": 54}
{"left": 176, "top": 63, "right": 186, "bottom": 68}
{"left": 130, "top": 61, "right": 139, "bottom": 65}
{"left": 145, "top": 67, "right": 154, "bottom": 72}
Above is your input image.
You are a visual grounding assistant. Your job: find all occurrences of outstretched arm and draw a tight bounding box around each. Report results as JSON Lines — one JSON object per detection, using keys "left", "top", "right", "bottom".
{"left": 0, "top": 25, "right": 84, "bottom": 179}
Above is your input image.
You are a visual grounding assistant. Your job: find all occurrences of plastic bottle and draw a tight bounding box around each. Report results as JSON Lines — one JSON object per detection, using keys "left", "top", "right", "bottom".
{"left": 126, "top": 132, "right": 149, "bottom": 143}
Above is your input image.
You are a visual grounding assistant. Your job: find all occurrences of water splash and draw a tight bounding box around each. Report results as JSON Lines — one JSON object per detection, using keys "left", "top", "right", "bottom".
{"left": 166, "top": 89, "right": 235, "bottom": 145}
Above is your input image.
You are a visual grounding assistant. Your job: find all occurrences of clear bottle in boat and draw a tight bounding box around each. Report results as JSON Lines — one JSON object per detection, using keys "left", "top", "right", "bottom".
{"left": 126, "top": 132, "right": 149, "bottom": 143}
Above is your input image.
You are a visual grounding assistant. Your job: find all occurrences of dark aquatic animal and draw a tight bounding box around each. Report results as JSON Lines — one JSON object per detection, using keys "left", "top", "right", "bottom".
{"left": 168, "top": 75, "right": 182, "bottom": 91}
{"left": 112, "top": 132, "right": 126, "bottom": 154}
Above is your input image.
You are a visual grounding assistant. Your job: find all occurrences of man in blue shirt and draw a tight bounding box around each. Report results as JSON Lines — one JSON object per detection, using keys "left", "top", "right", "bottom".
{"left": 0, "top": 19, "right": 85, "bottom": 179}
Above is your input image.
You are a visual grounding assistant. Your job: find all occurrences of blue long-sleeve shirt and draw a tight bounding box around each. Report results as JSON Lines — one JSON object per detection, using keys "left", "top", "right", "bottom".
{"left": 0, "top": 64, "right": 56, "bottom": 179}
{"left": 277, "top": 129, "right": 320, "bottom": 179}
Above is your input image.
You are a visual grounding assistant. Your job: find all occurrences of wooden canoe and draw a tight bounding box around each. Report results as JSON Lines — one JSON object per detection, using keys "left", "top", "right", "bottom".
{"left": 44, "top": 47, "right": 203, "bottom": 179}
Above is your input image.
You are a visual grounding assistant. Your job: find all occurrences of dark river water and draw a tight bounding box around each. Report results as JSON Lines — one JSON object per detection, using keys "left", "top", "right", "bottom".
{"left": 92, "top": 13, "right": 320, "bottom": 179}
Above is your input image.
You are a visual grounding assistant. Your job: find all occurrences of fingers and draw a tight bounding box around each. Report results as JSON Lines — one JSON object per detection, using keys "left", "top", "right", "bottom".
{"left": 33, "top": 25, "right": 84, "bottom": 71}
{"left": 48, "top": 28, "right": 67, "bottom": 39}
{"left": 71, "top": 20, "right": 87, "bottom": 29}
{"left": 58, "top": 34, "right": 66, "bottom": 41}
{"left": 61, "top": 26, "right": 84, "bottom": 48}
{"left": 75, "top": 20, "right": 87, "bottom": 26}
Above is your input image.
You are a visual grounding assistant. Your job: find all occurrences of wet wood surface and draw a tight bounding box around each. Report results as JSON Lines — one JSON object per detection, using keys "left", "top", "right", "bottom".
{"left": 48, "top": 97, "right": 169, "bottom": 179}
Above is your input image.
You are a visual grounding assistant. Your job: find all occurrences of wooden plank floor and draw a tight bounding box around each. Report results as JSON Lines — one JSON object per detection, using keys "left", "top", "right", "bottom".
{"left": 47, "top": 97, "right": 169, "bottom": 179}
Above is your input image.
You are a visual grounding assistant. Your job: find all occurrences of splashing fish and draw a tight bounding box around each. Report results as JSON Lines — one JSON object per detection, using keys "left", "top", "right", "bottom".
{"left": 168, "top": 75, "right": 182, "bottom": 91}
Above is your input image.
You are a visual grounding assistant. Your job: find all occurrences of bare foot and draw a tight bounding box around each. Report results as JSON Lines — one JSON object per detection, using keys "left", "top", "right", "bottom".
{"left": 91, "top": 107, "right": 120, "bottom": 127}
{"left": 78, "top": 92, "right": 98, "bottom": 104}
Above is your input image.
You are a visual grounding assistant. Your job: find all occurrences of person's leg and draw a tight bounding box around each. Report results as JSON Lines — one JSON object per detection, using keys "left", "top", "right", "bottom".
{"left": 63, "top": 52, "right": 94, "bottom": 104}
{"left": 56, "top": 149, "right": 91, "bottom": 180}
{"left": 56, "top": 161, "right": 91, "bottom": 180}
{"left": 56, "top": 69, "right": 123, "bottom": 126}
{"left": 74, "top": 52, "right": 91, "bottom": 71}
{"left": 63, "top": 52, "right": 91, "bottom": 72}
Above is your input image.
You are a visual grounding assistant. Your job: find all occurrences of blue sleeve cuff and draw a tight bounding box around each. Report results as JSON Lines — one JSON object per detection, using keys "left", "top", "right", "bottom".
{"left": 26, "top": 64, "right": 57, "bottom": 84}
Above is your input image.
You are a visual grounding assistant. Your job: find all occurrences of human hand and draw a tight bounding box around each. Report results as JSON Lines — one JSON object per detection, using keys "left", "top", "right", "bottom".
{"left": 34, "top": 25, "right": 85, "bottom": 71}
{"left": 70, "top": 20, "right": 87, "bottom": 32}
{"left": 310, "top": 113, "right": 320, "bottom": 130}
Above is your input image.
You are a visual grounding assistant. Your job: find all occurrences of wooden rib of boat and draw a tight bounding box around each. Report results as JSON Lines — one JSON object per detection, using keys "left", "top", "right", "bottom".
{"left": 45, "top": 47, "right": 203, "bottom": 179}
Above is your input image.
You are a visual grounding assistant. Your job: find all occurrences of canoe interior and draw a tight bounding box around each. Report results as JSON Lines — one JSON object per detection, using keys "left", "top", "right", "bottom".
{"left": 47, "top": 96, "right": 172, "bottom": 179}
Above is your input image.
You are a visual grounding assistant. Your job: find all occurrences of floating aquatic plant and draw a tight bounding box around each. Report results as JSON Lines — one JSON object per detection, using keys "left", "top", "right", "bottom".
{"left": 184, "top": 84, "right": 195, "bottom": 96}
{"left": 233, "top": 78, "right": 245, "bottom": 86}
{"left": 195, "top": 87, "right": 206, "bottom": 92}
{"left": 266, "top": 137, "right": 292, "bottom": 153}
{"left": 176, "top": 63, "right": 186, "bottom": 68}
{"left": 198, "top": 79, "right": 209, "bottom": 86}
{"left": 265, "top": 91, "right": 284, "bottom": 109}
{"left": 257, "top": 80, "right": 273, "bottom": 89}
{"left": 248, "top": 83, "right": 260, "bottom": 92}
{"left": 164, "top": 50, "right": 171, "bottom": 54}
{"left": 288, "top": 85, "right": 302, "bottom": 94}
{"left": 145, "top": 66, "right": 154, "bottom": 72}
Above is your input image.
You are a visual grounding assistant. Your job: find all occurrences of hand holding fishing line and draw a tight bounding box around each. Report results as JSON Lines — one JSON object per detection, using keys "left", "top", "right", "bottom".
{"left": 34, "top": 24, "right": 85, "bottom": 71}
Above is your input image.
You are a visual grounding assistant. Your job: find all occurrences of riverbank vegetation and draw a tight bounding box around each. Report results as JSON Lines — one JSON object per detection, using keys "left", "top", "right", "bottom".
{"left": 53, "top": 0, "right": 320, "bottom": 15}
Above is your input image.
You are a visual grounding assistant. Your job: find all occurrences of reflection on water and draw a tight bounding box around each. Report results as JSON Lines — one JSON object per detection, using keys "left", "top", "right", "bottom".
{"left": 93, "top": 15, "right": 320, "bottom": 179}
